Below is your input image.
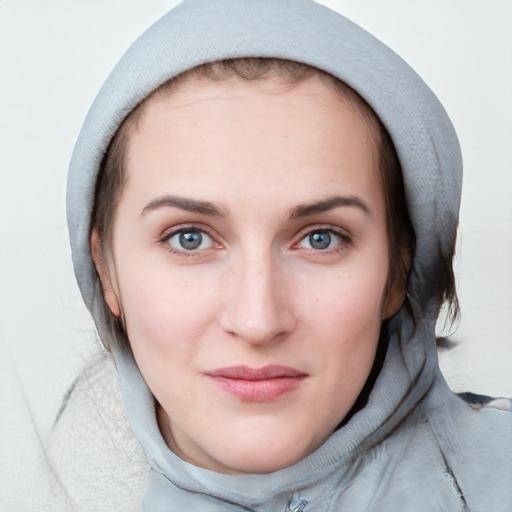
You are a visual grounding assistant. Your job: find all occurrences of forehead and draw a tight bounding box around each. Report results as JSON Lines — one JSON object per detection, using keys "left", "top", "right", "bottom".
{"left": 120, "top": 75, "right": 383, "bottom": 213}
{"left": 134, "top": 71, "right": 379, "bottom": 138}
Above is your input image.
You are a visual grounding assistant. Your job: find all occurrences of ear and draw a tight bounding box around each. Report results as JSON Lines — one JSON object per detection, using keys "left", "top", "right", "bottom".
{"left": 382, "top": 278, "right": 407, "bottom": 320}
{"left": 382, "top": 248, "right": 411, "bottom": 320}
{"left": 90, "top": 228, "right": 122, "bottom": 318}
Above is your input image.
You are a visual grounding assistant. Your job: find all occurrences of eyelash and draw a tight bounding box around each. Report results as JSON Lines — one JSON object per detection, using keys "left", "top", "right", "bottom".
{"left": 158, "top": 225, "right": 352, "bottom": 258}
{"left": 158, "top": 225, "right": 220, "bottom": 258}
{"left": 293, "top": 226, "right": 352, "bottom": 255}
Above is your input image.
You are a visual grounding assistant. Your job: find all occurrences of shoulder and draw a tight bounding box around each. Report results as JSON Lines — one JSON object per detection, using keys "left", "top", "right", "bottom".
{"left": 44, "top": 350, "right": 148, "bottom": 511}
{"left": 423, "top": 377, "right": 512, "bottom": 511}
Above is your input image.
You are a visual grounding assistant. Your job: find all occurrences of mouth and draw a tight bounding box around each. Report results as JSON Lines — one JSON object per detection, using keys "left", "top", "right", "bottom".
{"left": 205, "top": 365, "right": 307, "bottom": 402}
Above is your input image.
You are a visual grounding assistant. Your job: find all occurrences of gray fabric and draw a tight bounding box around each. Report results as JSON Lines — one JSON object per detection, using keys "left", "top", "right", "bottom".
{"left": 66, "top": 0, "right": 512, "bottom": 510}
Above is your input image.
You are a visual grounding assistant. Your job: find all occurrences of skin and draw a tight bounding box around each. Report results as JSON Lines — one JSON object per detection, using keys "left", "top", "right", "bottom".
{"left": 92, "top": 75, "right": 405, "bottom": 474}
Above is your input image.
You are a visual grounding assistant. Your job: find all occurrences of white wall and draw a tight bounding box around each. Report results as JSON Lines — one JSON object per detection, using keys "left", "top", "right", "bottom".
{"left": 1, "top": 1, "right": 511, "bottom": 452}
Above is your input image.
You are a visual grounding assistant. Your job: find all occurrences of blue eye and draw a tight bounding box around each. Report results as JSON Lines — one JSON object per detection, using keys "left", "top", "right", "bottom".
{"left": 299, "top": 230, "right": 343, "bottom": 250}
{"left": 167, "top": 229, "right": 214, "bottom": 251}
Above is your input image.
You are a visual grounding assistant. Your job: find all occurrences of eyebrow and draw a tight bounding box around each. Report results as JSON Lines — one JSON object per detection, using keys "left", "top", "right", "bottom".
{"left": 141, "top": 195, "right": 227, "bottom": 217}
{"left": 289, "top": 195, "right": 371, "bottom": 219}
{"left": 140, "top": 194, "right": 370, "bottom": 219}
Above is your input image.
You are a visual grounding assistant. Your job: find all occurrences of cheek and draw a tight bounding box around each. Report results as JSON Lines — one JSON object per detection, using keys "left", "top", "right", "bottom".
{"left": 119, "top": 273, "right": 215, "bottom": 409}
{"left": 295, "top": 265, "right": 387, "bottom": 370}
{"left": 299, "top": 264, "right": 388, "bottom": 326}
{"left": 118, "top": 264, "right": 218, "bottom": 356}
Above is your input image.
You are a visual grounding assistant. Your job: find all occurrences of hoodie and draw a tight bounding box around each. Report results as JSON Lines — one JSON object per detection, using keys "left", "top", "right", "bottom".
{"left": 63, "top": 1, "right": 512, "bottom": 510}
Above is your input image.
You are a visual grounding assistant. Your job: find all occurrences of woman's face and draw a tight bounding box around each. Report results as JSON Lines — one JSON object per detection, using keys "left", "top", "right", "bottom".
{"left": 94, "top": 75, "right": 403, "bottom": 474}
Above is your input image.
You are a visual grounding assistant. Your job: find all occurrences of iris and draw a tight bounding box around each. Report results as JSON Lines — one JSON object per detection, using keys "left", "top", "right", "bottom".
{"left": 179, "top": 231, "right": 203, "bottom": 250}
{"left": 309, "top": 232, "right": 331, "bottom": 250}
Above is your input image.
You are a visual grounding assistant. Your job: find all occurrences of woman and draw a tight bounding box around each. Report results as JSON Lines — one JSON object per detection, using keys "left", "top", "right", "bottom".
{"left": 39, "top": 0, "right": 512, "bottom": 510}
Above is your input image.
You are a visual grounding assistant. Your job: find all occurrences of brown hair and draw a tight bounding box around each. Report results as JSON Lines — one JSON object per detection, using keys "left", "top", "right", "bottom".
{"left": 92, "top": 58, "right": 456, "bottom": 349}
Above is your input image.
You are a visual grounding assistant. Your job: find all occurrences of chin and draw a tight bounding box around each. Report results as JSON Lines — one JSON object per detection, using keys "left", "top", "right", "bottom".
{"left": 217, "top": 447, "right": 308, "bottom": 475}
{"left": 206, "top": 428, "right": 322, "bottom": 475}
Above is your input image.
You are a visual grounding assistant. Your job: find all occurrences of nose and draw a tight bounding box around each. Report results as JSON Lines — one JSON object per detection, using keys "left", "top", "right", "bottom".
{"left": 219, "top": 250, "right": 296, "bottom": 346}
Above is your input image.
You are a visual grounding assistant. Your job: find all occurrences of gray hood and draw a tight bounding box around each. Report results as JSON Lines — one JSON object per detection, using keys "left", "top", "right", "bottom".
{"left": 66, "top": 1, "right": 511, "bottom": 510}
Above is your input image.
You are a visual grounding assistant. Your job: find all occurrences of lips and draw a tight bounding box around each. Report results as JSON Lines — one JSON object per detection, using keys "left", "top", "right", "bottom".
{"left": 206, "top": 365, "right": 307, "bottom": 402}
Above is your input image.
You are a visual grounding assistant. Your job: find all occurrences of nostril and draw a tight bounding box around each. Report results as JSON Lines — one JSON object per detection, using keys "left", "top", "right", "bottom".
{"left": 218, "top": 292, "right": 296, "bottom": 345}
{"left": 217, "top": 256, "right": 296, "bottom": 344}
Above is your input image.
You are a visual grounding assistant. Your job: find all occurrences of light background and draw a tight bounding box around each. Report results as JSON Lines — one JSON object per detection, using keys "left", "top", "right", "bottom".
{"left": 1, "top": 0, "right": 511, "bottom": 487}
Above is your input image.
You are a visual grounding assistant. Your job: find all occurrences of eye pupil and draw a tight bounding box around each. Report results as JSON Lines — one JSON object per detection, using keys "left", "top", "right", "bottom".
{"left": 309, "top": 232, "right": 331, "bottom": 250}
{"left": 179, "top": 231, "right": 202, "bottom": 250}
